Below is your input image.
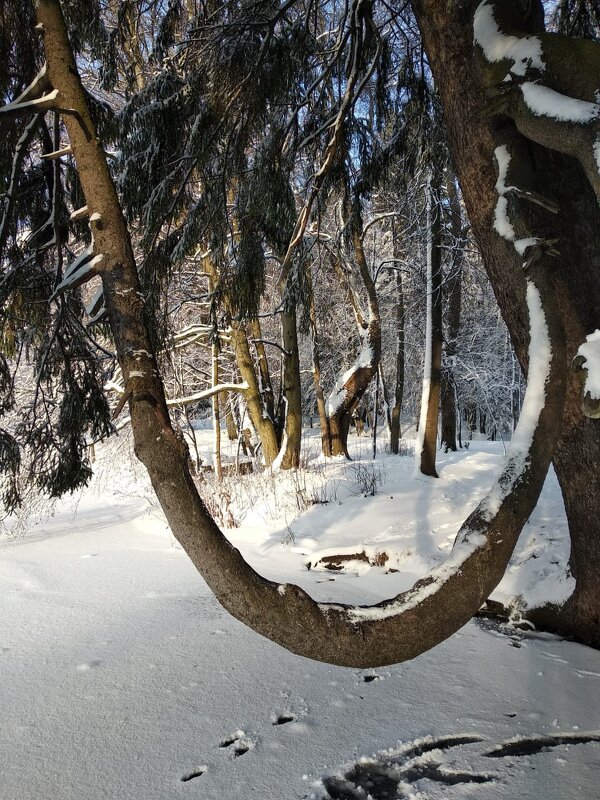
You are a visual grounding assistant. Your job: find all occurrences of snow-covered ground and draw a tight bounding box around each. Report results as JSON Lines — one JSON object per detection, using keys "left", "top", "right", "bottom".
{"left": 1, "top": 429, "right": 599, "bottom": 799}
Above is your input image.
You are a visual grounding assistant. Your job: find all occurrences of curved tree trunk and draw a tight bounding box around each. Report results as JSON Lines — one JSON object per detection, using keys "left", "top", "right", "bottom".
{"left": 36, "top": 0, "right": 566, "bottom": 668}
{"left": 413, "top": 0, "right": 600, "bottom": 645}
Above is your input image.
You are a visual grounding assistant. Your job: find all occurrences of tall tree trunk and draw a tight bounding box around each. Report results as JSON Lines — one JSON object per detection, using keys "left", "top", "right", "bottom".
{"left": 247, "top": 318, "right": 275, "bottom": 425}
{"left": 414, "top": 0, "right": 600, "bottom": 644}
{"left": 276, "top": 308, "right": 302, "bottom": 469}
{"left": 390, "top": 222, "right": 405, "bottom": 454}
{"left": 276, "top": 239, "right": 303, "bottom": 469}
{"left": 224, "top": 395, "right": 238, "bottom": 441}
{"left": 211, "top": 341, "right": 223, "bottom": 481}
{"left": 416, "top": 170, "right": 443, "bottom": 477}
{"left": 202, "top": 254, "right": 279, "bottom": 465}
{"left": 308, "top": 273, "right": 332, "bottom": 456}
{"left": 440, "top": 177, "right": 463, "bottom": 453}
{"left": 229, "top": 323, "right": 280, "bottom": 465}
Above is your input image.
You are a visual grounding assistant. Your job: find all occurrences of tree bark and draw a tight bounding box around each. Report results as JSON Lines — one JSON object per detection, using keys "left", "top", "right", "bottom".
{"left": 229, "top": 323, "right": 280, "bottom": 465}
{"left": 326, "top": 229, "right": 382, "bottom": 458}
{"left": 440, "top": 178, "right": 463, "bottom": 453}
{"left": 390, "top": 222, "right": 405, "bottom": 454}
{"left": 277, "top": 308, "right": 302, "bottom": 469}
{"left": 413, "top": 0, "right": 600, "bottom": 645}
{"left": 308, "top": 272, "right": 332, "bottom": 456}
{"left": 247, "top": 318, "right": 275, "bottom": 425}
{"left": 416, "top": 170, "right": 443, "bottom": 477}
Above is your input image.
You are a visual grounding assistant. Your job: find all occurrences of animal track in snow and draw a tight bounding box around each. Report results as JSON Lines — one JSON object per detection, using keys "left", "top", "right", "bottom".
{"left": 485, "top": 731, "right": 600, "bottom": 758}
{"left": 76, "top": 660, "right": 102, "bottom": 672}
{"left": 315, "top": 734, "right": 489, "bottom": 799}
{"left": 219, "top": 730, "right": 255, "bottom": 757}
{"left": 312, "top": 730, "right": 600, "bottom": 799}
{"left": 272, "top": 713, "right": 296, "bottom": 725}
{"left": 180, "top": 766, "right": 206, "bottom": 782}
{"left": 574, "top": 668, "right": 600, "bottom": 679}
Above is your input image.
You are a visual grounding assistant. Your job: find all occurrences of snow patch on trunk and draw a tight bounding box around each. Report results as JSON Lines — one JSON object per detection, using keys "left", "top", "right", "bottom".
{"left": 577, "top": 330, "right": 600, "bottom": 399}
{"left": 481, "top": 282, "right": 551, "bottom": 519}
{"left": 273, "top": 397, "right": 289, "bottom": 471}
{"left": 474, "top": 1, "right": 544, "bottom": 76}
{"left": 493, "top": 145, "right": 539, "bottom": 255}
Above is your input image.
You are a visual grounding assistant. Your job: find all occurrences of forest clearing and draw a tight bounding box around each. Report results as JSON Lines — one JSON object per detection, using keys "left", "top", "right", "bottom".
{"left": 2, "top": 0, "right": 600, "bottom": 797}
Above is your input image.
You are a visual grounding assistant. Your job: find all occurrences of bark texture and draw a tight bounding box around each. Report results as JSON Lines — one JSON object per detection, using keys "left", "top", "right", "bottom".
{"left": 326, "top": 230, "right": 382, "bottom": 458}
{"left": 440, "top": 178, "right": 463, "bottom": 453}
{"left": 390, "top": 223, "right": 405, "bottom": 453}
{"left": 417, "top": 171, "right": 443, "bottom": 477}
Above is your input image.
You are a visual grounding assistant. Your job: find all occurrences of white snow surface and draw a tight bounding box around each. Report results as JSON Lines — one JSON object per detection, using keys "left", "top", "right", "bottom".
{"left": 1, "top": 430, "right": 598, "bottom": 799}
{"left": 474, "top": 0, "right": 544, "bottom": 76}
{"left": 577, "top": 329, "right": 600, "bottom": 399}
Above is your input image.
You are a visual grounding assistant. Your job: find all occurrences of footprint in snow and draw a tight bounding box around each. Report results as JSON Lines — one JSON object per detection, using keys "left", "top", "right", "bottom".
{"left": 357, "top": 670, "right": 387, "bottom": 684}
{"left": 272, "top": 713, "right": 296, "bottom": 725}
{"left": 180, "top": 766, "right": 206, "bottom": 782}
{"left": 312, "top": 731, "right": 600, "bottom": 799}
{"left": 541, "top": 650, "right": 569, "bottom": 665}
{"left": 219, "top": 730, "right": 255, "bottom": 757}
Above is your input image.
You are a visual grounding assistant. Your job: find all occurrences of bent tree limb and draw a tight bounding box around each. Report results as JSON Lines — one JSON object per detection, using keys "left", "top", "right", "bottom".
{"left": 474, "top": 0, "right": 600, "bottom": 197}
{"left": 36, "top": 0, "right": 566, "bottom": 668}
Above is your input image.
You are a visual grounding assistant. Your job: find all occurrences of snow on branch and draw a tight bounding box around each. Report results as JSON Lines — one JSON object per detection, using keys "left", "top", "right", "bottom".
{"left": 0, "top": 89, "right": 60, "bottom": 120}
{"left": 51, "top": 248, "right": 104, "bottom": 297}
{"left": 326, "top": 333, "right": 374, "bottom": 417}
{"left": 69, "top": 205, "right": 89, "bottom": 221}
{"left": 493, "top": 145, "right": 539, "bottom": 256}
{"left": 475, "top": 0, "right": 600, "bottom": 196}
{"left": 165, "top": 382, "right": 249, "bottom": 407}
{"left": 40, "top": 145, "right": 73, "bottom": 160}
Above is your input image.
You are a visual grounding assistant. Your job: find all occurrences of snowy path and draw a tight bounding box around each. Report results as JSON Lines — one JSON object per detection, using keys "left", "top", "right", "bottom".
{"left": 1, "top": 492, "right": 600, "bottom": 800}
